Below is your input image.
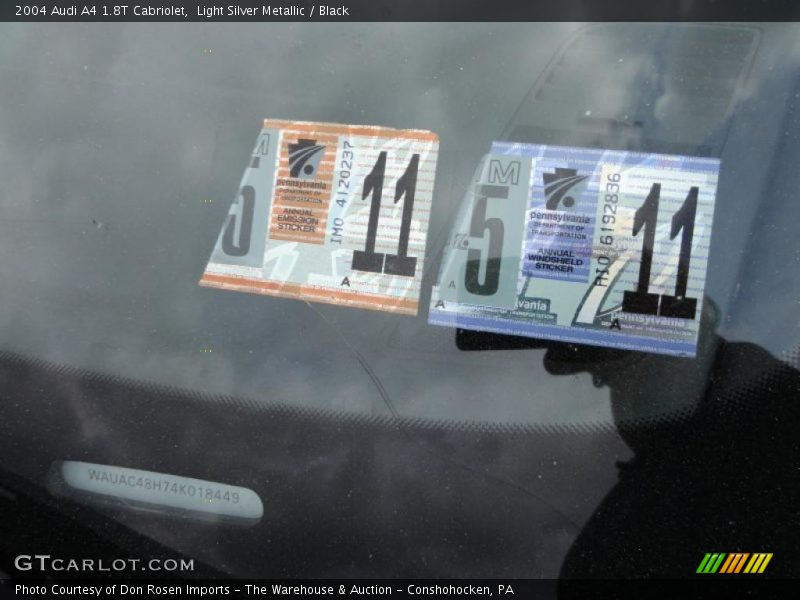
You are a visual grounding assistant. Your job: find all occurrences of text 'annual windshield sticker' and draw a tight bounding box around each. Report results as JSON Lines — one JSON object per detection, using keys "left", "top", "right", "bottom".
{"left": 428, "top": 143, "right": 720, "bottom": 357}
{"left": 200, "top": 119, "right": 439, "bottom": 315}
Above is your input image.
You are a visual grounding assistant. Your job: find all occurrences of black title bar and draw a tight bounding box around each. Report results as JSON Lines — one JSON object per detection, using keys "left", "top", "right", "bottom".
{"left": 3, "top": 0, "right": 800, "bottom": 22}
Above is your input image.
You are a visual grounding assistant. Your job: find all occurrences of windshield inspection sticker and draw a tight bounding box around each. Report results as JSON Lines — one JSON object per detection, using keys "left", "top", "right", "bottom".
{"left": 428, "top": 143, "right": 720, "bottom": 357}
{"left": 200, "top": 119, "right": 439, "bottom": 315}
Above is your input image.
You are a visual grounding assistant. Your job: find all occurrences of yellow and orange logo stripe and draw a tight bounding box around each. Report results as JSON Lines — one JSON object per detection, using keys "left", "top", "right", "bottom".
{"left": 696, "top": 552, "right": 773, "bottom": 574}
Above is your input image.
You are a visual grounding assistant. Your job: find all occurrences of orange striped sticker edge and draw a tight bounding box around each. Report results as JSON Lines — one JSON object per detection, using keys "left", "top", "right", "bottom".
{"left": 199, "top": 273, "right": 418, "bottom": 315}
{"left": 279, "top": 134, "right": 341, "bottom": 142}
{"left": 264, "top": 119, "right": 438, "bottom": 142}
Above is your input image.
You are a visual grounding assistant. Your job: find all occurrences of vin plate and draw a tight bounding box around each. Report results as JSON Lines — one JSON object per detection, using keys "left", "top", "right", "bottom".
{"left": 428, "top": 143, "right": 720, "bottom": 357}
{"left": 200, "top": 119, "right": 439, "bottom": 315}
{"left": 54, "top": 461, "right": 263, "bottom": 522}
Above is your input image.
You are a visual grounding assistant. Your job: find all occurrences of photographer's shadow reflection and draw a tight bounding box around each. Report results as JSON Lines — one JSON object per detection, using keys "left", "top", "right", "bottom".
{"left": 547, "top": 300, "right": 800, "bottom": 583}
{"left": 458, "top": 298, "right": 800, "bottom": 581}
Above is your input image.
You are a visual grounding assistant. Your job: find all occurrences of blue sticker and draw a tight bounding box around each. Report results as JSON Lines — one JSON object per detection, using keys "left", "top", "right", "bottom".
{"left": 429, "top": 143, "right": 721, "bottom": 357}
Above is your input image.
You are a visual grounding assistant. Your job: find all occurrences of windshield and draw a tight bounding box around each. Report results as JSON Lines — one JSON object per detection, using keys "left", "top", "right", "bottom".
{"left": 1, "top": 19, "right": 799, "bottom": 587}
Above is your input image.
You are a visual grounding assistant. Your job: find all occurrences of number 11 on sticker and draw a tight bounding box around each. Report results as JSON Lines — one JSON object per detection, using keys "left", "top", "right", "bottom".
{"left": 352, "top": 151, "right": 421, "bottom": 277}
{"left": 201, "top": 120, "right": 439, "bottom": 316}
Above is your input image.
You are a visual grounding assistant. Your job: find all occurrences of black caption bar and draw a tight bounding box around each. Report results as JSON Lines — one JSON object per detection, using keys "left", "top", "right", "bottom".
{"left": 2, "top": 0, "right": 800, "bottom": 22}
{"left": 3, "top": 578, "right": 797, "bottom": 599}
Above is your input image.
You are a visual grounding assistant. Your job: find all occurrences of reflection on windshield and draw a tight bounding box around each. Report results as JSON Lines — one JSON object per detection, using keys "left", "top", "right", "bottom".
{"left": 0, "top": 22, "right": 796, "bottom": 429}
{"left": 557, "top": 328, "right": 800, "bottom": 582}
{"left": 1, "top": 21, "right": 800, "bottom": 580}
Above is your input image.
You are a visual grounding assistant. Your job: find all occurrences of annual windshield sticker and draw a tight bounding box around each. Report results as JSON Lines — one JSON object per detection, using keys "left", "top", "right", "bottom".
{"left": 53, "top": 461, "right": 263, "bottom": 522}
{"left": 428, "top": 143, "right": 720, "bottom": 357}
{"left": 200, "top": 119, "right": 439, "bottom": 315}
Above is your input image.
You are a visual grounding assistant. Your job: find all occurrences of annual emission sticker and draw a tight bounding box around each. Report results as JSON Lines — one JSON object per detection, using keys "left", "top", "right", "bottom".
{"left": 428, "top": 143, "right": 720, "bottom": 357}
{"left": 200, "top": 119, "right": 439, "bottom": 315}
